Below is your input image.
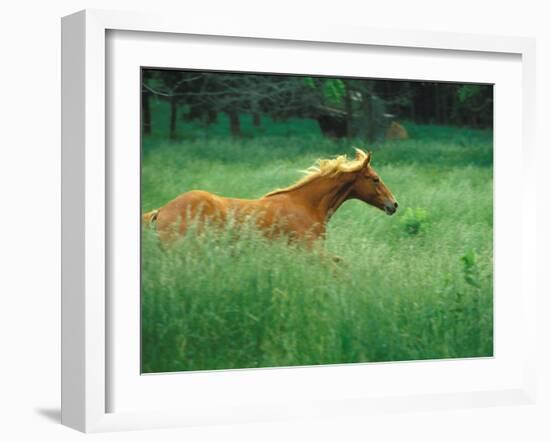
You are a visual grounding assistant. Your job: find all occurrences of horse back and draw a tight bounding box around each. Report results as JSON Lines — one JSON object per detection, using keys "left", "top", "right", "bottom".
{"left": 151, "top": 189, "right": 323, "bottom": 243}
{"left": 155, "top": 190, "right": 228, "bottom": 240}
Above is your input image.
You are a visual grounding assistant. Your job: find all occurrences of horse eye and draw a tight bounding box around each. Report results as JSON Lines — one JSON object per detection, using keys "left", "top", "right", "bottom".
{"left": 373, "top": 178, "right": 380, "bottom": 184}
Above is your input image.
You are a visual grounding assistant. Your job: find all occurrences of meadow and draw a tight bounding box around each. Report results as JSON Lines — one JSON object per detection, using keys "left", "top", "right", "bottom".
{"left": 141, "top": 112, "right": 493, "bottom": 373}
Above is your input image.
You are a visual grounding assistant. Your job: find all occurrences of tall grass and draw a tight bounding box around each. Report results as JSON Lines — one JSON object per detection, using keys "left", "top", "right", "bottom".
{"left": 141, "top": 121, "right": 493, "bottom": 373}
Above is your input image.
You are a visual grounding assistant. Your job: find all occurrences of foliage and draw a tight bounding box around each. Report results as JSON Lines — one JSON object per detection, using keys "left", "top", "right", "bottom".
{"left": 454, "top": 85, "right": 493, "bottom": 126}
{"left": 400, "top": 207, "right": 429, "bottom": 236}
{"left": 322, "top": 79, "right": 346, "bottom": 106}
{"left": 458, "top": 85, "right": 484, "bottom": 104}
{"left": 142, "top": 70, "right": 493, "bottom": 142}
{"left": 461, "top": 249, "right": 481, "bottom": 288}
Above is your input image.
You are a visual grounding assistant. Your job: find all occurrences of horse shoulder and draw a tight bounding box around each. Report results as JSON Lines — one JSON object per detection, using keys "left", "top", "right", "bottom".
{"left": 257, "top": 195, "right": 324, "bottom": 238}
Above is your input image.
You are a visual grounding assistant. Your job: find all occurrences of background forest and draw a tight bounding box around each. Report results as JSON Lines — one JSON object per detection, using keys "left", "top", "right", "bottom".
{"left": 141, "top": 70, "right": 492, "bottom": 141}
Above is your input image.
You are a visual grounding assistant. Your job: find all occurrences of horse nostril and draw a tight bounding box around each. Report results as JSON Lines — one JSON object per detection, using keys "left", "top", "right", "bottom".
{"left": 394, "top": 202, "right": 399, "bottom": 209}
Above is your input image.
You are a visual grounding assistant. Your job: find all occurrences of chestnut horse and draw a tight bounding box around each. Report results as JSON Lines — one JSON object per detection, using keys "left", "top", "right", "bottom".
{"left": 142, "top": 148, "right": 398, "bottom": 245}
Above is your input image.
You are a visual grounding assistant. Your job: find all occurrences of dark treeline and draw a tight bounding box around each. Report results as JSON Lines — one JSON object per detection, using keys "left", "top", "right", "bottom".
{"left": 142, "top": 69, "right": 493, "bottom": 141}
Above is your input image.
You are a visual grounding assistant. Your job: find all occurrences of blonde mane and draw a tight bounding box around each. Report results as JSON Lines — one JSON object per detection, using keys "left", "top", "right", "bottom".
{"left": 264, "top": 148, "right": 369, "bottom": 197}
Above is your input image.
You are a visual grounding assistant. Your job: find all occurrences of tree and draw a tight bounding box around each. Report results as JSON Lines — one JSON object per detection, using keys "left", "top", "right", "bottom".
{"left": 141, "top": 70, "right": 153, "bottom": 135}
{"left": 454, "top": 85, "right": 493, "bottom": 127}
{"left": 141, "top": 70, "right": 494, "bottom": 142}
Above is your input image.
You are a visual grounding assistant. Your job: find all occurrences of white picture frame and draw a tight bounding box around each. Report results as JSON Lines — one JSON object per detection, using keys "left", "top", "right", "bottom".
{"left": 61, "top": 9, "right": 538, "bottom": 433}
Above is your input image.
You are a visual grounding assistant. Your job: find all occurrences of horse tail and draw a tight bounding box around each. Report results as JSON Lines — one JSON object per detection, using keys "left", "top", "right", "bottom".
{"left": 142, "top": 209, "right": 159, "bottom": 227}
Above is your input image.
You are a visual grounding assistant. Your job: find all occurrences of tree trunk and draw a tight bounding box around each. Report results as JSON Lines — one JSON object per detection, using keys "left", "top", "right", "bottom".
{"left": 434, "top": 84, "right": 442, "bottom": 124}
{"left": 142, "top": 91, "right": 152, "bottom": 135}
{"left": 440, "top": 85, "right": 448, "bottom": 125}
{"left": 252, "top": 113, "right": 261, "bottom": 127}
{"left": 228, "top": 111, "right": 241, "bottom": 137}
{"left": 344, "top": 83, "right": 353, "bottom": 139}
{"left": 409, "top": 98, "right": 416, "bottom": 122}
{"left": 365, "top": 93, "right": 376, "bottom": 144}
{"left": 169, "top": 96, "right": 178, "bottom": 140}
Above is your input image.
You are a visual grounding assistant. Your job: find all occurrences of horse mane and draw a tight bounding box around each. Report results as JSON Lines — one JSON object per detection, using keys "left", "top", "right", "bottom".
{"left": 263, "top": 148, "right": 369, "bottom": 197}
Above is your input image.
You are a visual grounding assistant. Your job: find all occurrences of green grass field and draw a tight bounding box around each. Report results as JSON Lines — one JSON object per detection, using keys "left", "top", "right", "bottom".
{"left": 141, "top": 111, "right": 493, "bottom": 373}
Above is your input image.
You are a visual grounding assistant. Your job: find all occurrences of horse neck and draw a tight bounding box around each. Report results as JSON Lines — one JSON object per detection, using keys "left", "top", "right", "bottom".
{"left": 289, "top": 174, "right": 356, "bottom": 221}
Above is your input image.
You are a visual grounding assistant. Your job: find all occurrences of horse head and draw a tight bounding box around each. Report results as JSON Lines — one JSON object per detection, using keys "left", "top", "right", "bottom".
{"left": 350, "top": 149, "right": 398, "bottom": 215}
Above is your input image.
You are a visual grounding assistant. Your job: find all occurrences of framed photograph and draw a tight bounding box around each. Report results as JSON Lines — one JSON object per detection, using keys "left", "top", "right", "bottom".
{"left": 61, "top": 9, "right": 538, "bottom": 432}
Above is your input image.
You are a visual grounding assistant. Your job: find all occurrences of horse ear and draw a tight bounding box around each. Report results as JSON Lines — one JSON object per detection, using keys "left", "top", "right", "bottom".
{"left": 353, "top": 147, "right": 371, "bottom": 168}
{"left": 354, "top": 147, "right": 369, "bottom": 162}
{"left": 362, "top": 151, "right": 372, "bottom": 168}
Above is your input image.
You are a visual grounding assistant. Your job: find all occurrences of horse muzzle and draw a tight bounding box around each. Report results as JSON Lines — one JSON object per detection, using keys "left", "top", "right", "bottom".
{"left": 384, "top": 201, "right": 398, "bottom": 215}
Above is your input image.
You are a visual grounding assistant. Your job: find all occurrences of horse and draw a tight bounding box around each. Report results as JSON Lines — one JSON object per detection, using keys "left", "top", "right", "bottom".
{"left": 142, "top": 148, "right": 398, "bottom": 246}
